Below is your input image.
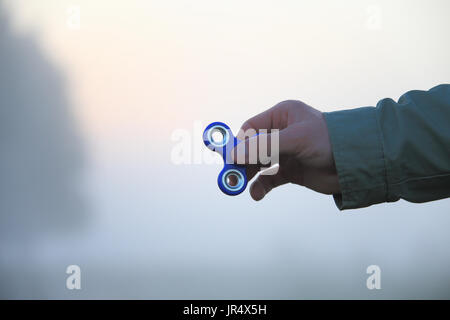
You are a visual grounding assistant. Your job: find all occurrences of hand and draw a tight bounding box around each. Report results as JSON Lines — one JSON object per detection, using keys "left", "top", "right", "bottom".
{"left": 232, "top": 100, "right": 340, "bottom": 200}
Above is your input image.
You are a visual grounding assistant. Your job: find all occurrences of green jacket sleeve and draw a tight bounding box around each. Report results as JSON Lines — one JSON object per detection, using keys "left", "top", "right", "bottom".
{"left": 324, "top": 84, "right": 450, "bottom": 210}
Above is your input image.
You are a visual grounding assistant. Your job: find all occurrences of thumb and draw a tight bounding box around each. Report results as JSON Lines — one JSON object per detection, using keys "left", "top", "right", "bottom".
{"left": 250, "top": 167, "right": 289, "bottom": 200}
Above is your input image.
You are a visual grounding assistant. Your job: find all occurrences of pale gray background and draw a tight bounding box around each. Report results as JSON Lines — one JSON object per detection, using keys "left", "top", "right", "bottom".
{"left": 0, "top": 0, "right": 449, "bottom": 299}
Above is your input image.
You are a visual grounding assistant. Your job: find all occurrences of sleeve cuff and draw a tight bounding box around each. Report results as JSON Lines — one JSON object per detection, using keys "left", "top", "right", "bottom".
{"left": 324, "top": 107, "right": 388, "bottom": 210}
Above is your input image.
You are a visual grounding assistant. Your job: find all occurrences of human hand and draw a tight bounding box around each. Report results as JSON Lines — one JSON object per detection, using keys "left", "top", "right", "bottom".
{"left": 232, "top": 100, "right": 340, "bottom": 200}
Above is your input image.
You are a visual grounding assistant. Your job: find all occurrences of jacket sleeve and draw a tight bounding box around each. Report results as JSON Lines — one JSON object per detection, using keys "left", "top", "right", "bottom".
{"left": 323, "top": 84, "right": 450, "bottom": 210}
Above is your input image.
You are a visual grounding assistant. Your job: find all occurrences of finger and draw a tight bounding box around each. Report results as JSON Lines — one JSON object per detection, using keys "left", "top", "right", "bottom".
{"left": 245, "top": 165, "right": 260, "bottom": 182}
{"left": 237, "top": 111, "right": 273, "bottom": 140}
{"left": 245, "top": 162, "right": 277, "bottom": 182}
{"left": 231, "top": 128, "right": 295, "bottom": 165}
{"left": 250, "top": 168, "right": 289, "bottom": 201}
{"left": 236, "top": 102, "right": 290, "bottom": 140}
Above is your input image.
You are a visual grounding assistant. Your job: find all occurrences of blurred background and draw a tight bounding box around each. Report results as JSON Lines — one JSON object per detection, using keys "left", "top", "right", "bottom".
{"left": 0, "top": 0, "right": 449, "bottom": 299}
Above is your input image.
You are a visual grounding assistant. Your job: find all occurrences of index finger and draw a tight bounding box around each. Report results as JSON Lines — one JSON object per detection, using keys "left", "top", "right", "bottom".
{"left": 236, "top": 102, "right": 290, "bottom": 140}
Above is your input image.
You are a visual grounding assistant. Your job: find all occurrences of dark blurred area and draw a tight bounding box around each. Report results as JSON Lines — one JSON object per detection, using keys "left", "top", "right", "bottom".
{"left": 0, "top": 3, "right": 86, "bottom": 297}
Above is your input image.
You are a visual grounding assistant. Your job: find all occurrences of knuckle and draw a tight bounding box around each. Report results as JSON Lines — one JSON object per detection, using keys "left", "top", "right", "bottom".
{"left": 278, "top": 99, "right": 302, "bottom": 108}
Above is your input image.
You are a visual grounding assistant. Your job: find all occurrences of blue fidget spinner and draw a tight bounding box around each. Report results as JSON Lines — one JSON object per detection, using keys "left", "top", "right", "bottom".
{"left": 203, "top": 122, "right": 247, "bottom": 196}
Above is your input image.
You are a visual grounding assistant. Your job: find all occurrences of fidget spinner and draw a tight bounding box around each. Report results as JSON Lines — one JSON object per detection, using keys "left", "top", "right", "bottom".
{"left": 203, "top": 122, "right": 247, "bottom": 196}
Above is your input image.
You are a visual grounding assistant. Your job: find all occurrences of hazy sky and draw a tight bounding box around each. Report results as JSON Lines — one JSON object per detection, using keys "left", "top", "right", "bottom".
{"left": 1, "top": 0, "right": 450, "bottom": 298}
